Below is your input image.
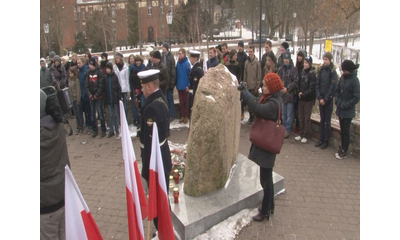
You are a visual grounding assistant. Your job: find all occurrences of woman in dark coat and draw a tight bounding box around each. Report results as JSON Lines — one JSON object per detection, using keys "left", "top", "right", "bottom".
{"left": 334, "top": 60, "right": 360, "bottom": 159}
{"left": 238, "top": 72, "right": 284, "bottom": 222}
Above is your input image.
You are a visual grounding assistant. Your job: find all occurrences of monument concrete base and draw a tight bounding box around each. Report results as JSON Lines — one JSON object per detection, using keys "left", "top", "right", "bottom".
{"left": 168, "top": 153, "right": 285, "bottom": 240}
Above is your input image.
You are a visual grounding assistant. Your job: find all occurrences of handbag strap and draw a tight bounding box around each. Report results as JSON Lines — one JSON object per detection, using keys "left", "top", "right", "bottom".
{"left": 269, "top": 97, "right": 282, "bottom": 125}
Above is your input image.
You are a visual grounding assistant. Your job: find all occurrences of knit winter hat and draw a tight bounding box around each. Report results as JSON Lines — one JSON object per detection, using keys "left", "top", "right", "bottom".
{"left": 238, "top": 41, "right": 244, "bottom": 48}
{"left": 49, "top": 51, "right": 56, "bottom": 58}
{"left": 283, "top": 50, "right": 291, "bottom": 60}
{"left": 53, "top": 55, "right": 61, "bottom": 63}
{"left": 89, "top": 57, "right": 96, "bottom": 66}
{"left": 304, "top": 56, "right": 313, "bottom": 66}
{"left": 341, "top": 60, "right": 359, "bottom": 72}
{"left": 106, "top": 62, "right": 114, "bottom": 71}
{"left": 281, "top": 42, "right": 289, "bottom": 50}
{"left": 297, "top": 49, "right": 306, "bottom": 58}
{"left": 40, "top": 58, "right": 46, "bottom": 64}
{"left": 162, "top": 42, "right": 170, "bottom": 51}
{"left": 153, "top": 50, "right": 161, "bottom": 60}
{"left": 101, "top": 52, "right": 108, "bottom": 59}
{"left": 263, "top": 73, "right": 283, "bottom": 94}
{"left": 323, "top": 52, "right": 333, "bottom": 62}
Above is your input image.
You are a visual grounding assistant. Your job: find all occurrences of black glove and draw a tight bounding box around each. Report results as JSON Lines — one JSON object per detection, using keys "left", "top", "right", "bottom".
{"left": 237, "top": 82, "right": 247, "bottom": 91}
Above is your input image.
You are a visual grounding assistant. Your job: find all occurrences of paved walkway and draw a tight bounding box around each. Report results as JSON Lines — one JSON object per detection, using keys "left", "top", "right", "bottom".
{"left": 66, "top": 119, "right": 360, "bottom": 240}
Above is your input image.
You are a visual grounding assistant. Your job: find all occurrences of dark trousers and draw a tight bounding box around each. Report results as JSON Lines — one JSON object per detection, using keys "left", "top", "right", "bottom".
{"left": 294, "top": 98, "right": 300, "bottom": 128}
{"left": 339, "top": 117, "right": 352, "bottom": 152}
{"left": 319, "top": 100, "right": 333, "bottom": 142}
{"left": 82, "top": 99, "right": 92, "bottom": 127}
{"left": 298, "top": 101, "right": 314, "bottom": 138}
{"left": 260, "top": 167, "right": 274, "bottom": 215}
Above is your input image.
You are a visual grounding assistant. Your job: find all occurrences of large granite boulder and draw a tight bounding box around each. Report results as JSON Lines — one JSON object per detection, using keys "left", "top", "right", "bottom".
{"left": 183, "top": 64, "right": 241, "bottom": 197}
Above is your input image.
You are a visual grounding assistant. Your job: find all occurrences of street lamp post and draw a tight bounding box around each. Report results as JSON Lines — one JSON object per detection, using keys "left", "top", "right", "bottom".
{"left": 293, "top": 12, "right": 297, "bottom": 54}
{"left": 43, "top": 22, "right": 50, "bottom": 57}
{"left": 166, "top": 12, "right": 173, "bottom": 45}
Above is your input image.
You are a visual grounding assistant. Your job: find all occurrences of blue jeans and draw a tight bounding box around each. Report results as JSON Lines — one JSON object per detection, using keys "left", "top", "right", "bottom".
{"left": 167, "top": 88, "right": 175, "bottom": 119}
{"left": 282, "top": 102, "right": 294, "bottom": 133}
{"left": 90, "top": 98, "right": 106, "bottom": 133}
{"left": 108, "top": 104, "right": 120, "bottom": 132}
{"left": 131, "top": 92, "right": 145, "bottom": 123}
{"left": 73, "top": 101, "right": 83, "bottom": 128}
{"left": 121, "top": 92, "right": 128, "bottom": 118}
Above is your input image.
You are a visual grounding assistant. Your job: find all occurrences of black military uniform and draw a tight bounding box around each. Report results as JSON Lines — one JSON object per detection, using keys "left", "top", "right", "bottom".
{"left": 138, "top": 69, "right": 172, "bottom": 231}
{"left": 188, "top": 50, "right": 204, "bottom": 118}
{"left": 138, "top": 70, "right": 172, "bottom": 185}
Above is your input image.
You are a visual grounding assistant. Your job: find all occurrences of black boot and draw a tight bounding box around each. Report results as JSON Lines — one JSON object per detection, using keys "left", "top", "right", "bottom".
{"left": 315, "top": 140, "right": 324, "bottom": 147}
{"left": 252, "top": 212, "right": 269, "bottom": 222}
{"left": 320, "top": 141, "right": 329, "bottom": 149}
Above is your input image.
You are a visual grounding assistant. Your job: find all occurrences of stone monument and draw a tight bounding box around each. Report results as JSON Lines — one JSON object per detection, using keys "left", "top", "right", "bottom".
{"left": 183, "top": 64, "right": 241, "bottom": 197}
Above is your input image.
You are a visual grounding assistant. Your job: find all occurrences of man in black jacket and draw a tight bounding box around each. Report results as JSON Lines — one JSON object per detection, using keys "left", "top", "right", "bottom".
{"left": 85, "top": 57, "right": 106, "bottom": 138}
{"left": 315, "top": 52, "right": 338, "bottom": 149}
{"left": 138, "top": 69, "right": 172, "bottom": 231}
{"left": 40, "top": 89, "right": 71, "bottom": 239}
{"left": 237, "top": 41, "right": 248, "bottom": 83}
{"left": 188, "top": 50, "right": 204, "bottom": 118}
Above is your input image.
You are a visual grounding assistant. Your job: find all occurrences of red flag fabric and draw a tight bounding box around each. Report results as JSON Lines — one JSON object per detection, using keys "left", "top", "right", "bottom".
{"left": 148, "top": 122, "right": 175, "bottom": 240}
{"left": 120, "top": 100, "right": 148, "bottom": 240}
{"left": 65, "top": 165, "right": 103, "bottom": 240}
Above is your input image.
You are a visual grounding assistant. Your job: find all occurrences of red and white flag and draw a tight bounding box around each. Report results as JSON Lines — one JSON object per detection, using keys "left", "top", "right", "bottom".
{"left": 148, "top": 122, "right": 175, "bottom": 240}
{"left": 120, "top": 100, "right": 148, "bottom": 240}
{"left": 65, "top": 165, "right": 103, "bottom": 240}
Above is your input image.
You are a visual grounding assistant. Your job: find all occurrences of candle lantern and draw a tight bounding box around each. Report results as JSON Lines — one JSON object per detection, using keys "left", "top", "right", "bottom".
{"left": 174, "top": 169, "right": 179, "bottom": 184}
{"left": 173, "top": 187, "right": 179, "bottom": 203}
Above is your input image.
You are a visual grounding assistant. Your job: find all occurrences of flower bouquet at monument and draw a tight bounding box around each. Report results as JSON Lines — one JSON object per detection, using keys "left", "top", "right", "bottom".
{"left": 170, "top": 148, "right": 186, "bottom": 180}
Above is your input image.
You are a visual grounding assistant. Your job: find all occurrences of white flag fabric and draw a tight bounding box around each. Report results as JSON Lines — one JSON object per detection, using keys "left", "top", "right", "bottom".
{"left": 119, "top": 100, "right": 148, "bottom": 240}
{"left": 148, "top": 122, "right": 175, "bottom": 240}
{"left": 65, "top": 165, "right": 103, "bottom": 240}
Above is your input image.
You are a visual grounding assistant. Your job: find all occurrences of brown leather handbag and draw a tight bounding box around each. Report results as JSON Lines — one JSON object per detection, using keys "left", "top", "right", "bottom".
{"left": 249, "top": 99, "right": 286, "bottom": 154}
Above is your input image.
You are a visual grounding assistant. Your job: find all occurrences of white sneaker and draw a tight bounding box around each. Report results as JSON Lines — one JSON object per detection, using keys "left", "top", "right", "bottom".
{"left": 301, "top": 138, "right": 308, "bottom": 143}
{"left": 295, "top": 136, "right": 301, "bottom": 141}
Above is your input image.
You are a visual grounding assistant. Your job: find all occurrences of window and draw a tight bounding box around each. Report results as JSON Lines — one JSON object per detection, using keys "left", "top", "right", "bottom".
{"left": 89, "top": 7, "right": 93, "bottom": 17}
{"left": 112, "top": 6, "right": 116, "bottom": 18}
{"left": 81, "top": 7, "right": 85, "bottom": 20}
{"left": 147, "top": 2, "right": 152, "bottom": 15}
{"left": 160, "top": 1, "right": 164, "bottom": 14}
{"left": 74, "top": 8, "right": 77, "bottom": 20}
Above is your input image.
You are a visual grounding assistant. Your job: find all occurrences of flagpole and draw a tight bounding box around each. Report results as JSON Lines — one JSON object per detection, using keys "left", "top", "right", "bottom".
{"left": 147, "top": 219, "right": 151, "bottom": 240}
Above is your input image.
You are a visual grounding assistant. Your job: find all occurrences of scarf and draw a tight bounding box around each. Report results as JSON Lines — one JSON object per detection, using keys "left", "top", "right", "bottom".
{"left": 258, "top": 94, "right": 273, "bottom": 104}
{"left": 117, "top": 62, "right": 123, "bottom": 71}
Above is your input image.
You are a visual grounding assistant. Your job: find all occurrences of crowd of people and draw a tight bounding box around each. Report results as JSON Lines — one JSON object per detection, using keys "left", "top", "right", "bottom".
{"left": 40, "top": 39, "right": 360, "bottom": 232}
{"left": 40, "top": 39, "right": 360, "bottom": 157}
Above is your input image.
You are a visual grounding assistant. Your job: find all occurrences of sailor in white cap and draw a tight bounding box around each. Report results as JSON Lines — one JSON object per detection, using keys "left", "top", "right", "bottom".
{"left": 137, "top": 69, "right": 172, "bottom": 231}
{"left": 188, "top": 50, "right": 204, "bottom": 117}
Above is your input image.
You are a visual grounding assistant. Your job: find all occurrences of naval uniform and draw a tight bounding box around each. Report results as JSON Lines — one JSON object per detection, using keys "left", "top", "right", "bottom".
{"left": 140, "top": 89, "right": 172, "bottom": 184}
